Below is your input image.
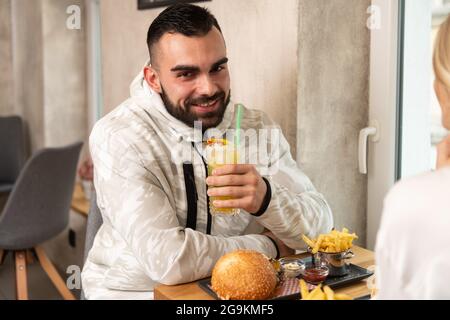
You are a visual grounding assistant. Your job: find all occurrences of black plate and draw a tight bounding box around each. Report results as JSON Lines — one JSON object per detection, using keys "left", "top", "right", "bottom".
{"left": 198, "top": 257, "right": 374, "bottom": 300}
{"left": 301, "top": 256, "right": 374, "bottom": 289}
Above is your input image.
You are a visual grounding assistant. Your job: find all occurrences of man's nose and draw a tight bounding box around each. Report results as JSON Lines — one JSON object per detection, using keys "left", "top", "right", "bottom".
{"left": 196, "top": 74, "right": 218, "bottom": 97}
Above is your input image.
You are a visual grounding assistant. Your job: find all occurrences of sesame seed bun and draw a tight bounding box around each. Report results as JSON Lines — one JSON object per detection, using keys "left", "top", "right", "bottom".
{"left": 211, "top": 250, "right": 277, "bottom": 300}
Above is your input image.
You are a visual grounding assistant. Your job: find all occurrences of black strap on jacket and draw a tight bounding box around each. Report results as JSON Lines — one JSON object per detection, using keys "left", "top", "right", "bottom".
{"left": 202, "top": 159, "right": 212, "bottom": 235}
{"left": 183, "top": 162, "right": 198, "bottom": 230}
{"left": 251, "top": 177, "right": 272, "bottom": 216}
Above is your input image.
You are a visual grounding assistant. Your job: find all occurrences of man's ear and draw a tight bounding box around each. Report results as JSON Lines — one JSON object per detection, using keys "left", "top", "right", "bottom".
{"left": 144, "top": 66, "right": 162, "bottom": 93}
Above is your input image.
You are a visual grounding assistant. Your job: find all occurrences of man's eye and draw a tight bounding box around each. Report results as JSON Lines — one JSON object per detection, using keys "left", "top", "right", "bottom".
{"left": 211, "top": 66, "right": 224, "bottom": 73}
{"left": 177, "top": 72, "right": 193, "bottom": 78}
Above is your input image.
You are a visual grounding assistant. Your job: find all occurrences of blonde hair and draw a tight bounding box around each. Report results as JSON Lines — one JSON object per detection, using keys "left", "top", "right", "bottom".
{"left": 433, "top": 15, "right": 450, "bottom": 89}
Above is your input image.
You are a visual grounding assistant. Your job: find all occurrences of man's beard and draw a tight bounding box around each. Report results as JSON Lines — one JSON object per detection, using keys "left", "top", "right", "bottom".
{"left": 160, "top": 86, "right": 230, "bottom": 131}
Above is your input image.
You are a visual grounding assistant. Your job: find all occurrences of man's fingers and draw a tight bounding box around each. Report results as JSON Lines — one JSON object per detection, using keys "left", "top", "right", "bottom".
{"left": 206, "top": 174, "right": 254, "bottom": 187}
{"left": 213, "top": 197, "right": 252, "bottom": 209}
{"left": 211, "top": 164, "right": 254, "bottom": 176}
{"left": 207, "top": 186, "right": 255, "bottom": 197}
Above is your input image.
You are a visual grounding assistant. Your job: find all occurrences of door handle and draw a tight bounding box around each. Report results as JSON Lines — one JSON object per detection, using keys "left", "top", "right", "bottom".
{"left": 359, "top": 121, "right": 379, "bottom": 174}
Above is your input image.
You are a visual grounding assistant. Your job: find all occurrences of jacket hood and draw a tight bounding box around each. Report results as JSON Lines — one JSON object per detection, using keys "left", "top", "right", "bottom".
{"left": 129, "top": 63, "right": 235, "bottom": 143}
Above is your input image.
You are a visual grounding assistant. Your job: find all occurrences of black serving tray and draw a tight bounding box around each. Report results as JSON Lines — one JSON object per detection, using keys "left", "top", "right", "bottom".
{"left": 198, "top": 256, "right": 374, "bottom": 300}
{"left": 300, "top": 256, "right": 373, "bottom": 290}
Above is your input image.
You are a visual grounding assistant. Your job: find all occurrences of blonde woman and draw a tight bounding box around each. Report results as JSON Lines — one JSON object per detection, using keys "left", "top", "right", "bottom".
{"left": 375, "top": 15, "right": 450, "bottom": 299}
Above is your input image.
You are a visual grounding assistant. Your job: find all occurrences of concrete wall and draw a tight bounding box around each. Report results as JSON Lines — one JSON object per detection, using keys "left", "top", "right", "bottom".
{"left": 99, "top": 0, "right": 299, "bottom": 156}
{"left": 4, "top": 0, "right": 88, "bottom": 151}
{"left": 42, "top": 0, "right": 88, "bottom": 148}
{"left": 297, "top": 0, "right": 371, "bottom": 244}
{"left": 0, "top": 0, "right": 14, "bottom": 116}
{"left": 11, "top": 0, "right": 45, "bottom": 151}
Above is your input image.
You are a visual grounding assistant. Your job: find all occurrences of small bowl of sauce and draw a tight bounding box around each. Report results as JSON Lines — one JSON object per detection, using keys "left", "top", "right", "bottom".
{"left": 300, "top": 266, "right": 329, "bottom": 284}
{"left": 279, "top": 258, "right": 305, "bottom": 278}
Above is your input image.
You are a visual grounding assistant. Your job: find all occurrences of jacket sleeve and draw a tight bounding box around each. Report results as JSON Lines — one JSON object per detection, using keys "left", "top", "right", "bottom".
{"left": 254, "top": 116, "right": 334, "bottom": 250}
{"left": 90, "top": 128, "right": 277, "bottom": 286}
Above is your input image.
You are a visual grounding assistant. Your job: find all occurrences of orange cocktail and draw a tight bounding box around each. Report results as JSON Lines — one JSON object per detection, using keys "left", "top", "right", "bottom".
{"left": 205, "top": 138, "right": 240, "bottom": 216}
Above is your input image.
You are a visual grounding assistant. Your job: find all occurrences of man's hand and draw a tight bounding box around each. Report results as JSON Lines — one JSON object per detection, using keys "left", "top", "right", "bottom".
{"left": 262, "top": 230, "right": 295, "bottom": 258}
{"left": 436, "top": 135, "right": 450, "bottom": 169}
{"left": 77, "top": 157, "right": 94, "bottom": 181}
{"left": 206, "top": 164, "right": 267, "bottom": 214}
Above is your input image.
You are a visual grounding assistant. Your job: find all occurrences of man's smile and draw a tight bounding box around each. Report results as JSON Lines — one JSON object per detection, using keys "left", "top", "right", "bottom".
{"left": 191, "top": 98, "right": 220, "bottom": 114}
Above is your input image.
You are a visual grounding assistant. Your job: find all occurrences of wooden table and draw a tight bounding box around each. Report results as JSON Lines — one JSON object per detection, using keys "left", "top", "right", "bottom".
{"left": 71, "top": 182, "right": 90, "bottom": 217}
{"left": 154, "top": 246, "right": 375, "bottom": 300}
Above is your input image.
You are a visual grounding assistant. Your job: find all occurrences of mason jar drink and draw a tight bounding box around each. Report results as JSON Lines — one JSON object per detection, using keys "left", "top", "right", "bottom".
{"left": 205, "top": 138, "right": 240, "bottom": 216}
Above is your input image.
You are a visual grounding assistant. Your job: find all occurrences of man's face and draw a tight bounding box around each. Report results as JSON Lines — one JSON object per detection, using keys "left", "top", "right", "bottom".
{"left": 148, "top": 27, "right": 231, "bottom": 130}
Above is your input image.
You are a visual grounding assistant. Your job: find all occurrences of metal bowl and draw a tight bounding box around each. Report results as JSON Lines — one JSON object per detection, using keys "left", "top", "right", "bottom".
{"left": 309, "top": 248, "right": 354, "bottom": 277}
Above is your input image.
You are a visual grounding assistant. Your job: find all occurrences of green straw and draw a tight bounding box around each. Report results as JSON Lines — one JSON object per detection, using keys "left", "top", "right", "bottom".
{"left": 235, "top": 103, "right": 244, "bottom": 147}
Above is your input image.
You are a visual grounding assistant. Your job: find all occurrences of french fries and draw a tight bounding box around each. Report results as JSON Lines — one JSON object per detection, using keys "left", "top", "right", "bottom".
{"left": 302, "top": 228, "right": 358, "bottom": 254}
{"left": 299, "top": 279, "right": 352, "bottom": 300}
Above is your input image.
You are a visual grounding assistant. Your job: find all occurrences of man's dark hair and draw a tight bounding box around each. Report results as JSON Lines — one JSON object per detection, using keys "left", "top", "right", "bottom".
{"left": 146, "top": 3, "right": 222, "bottom": 64}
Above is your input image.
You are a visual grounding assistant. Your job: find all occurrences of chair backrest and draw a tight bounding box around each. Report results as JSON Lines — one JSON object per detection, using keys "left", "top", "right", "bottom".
{"left": 0, "top": 116, "right": 26, "bottom": 183}
{"left": 0, "top": 142, "right": 83, "bottom": 250}
{"left": 83, "top": 188, "right": 103, "bottom": 263}
{"left": 81, "top": 187, "right": 103, "bottom": 300}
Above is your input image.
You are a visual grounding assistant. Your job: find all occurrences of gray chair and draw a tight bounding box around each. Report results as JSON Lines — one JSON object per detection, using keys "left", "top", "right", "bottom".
{"left": 0, "top": 142, "right": 82, "bottom": 300}
{"left": 0, "top": 116, "right": 26, "bottom": 194}
{"left": 83, "top": 189, "right": 103, "bottom": 263}
{"left": 80, "top": 188, "right": 103, "bottom": 300}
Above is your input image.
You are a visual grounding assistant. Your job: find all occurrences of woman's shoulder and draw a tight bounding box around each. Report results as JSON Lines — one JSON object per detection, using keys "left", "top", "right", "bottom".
{"left": 384, "top": 167, "right": 450, "bottom": 218}
{"left": 377, "top": 168, "right": 450, "bottom": 251}
{"left": 387, "top": 168, "right": 450, "bottom": 199}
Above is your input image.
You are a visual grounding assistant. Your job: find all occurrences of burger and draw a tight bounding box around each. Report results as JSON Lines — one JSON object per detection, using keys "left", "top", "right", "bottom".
{"left": 211, "top": 250, "right": 278, "bottom": 300}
